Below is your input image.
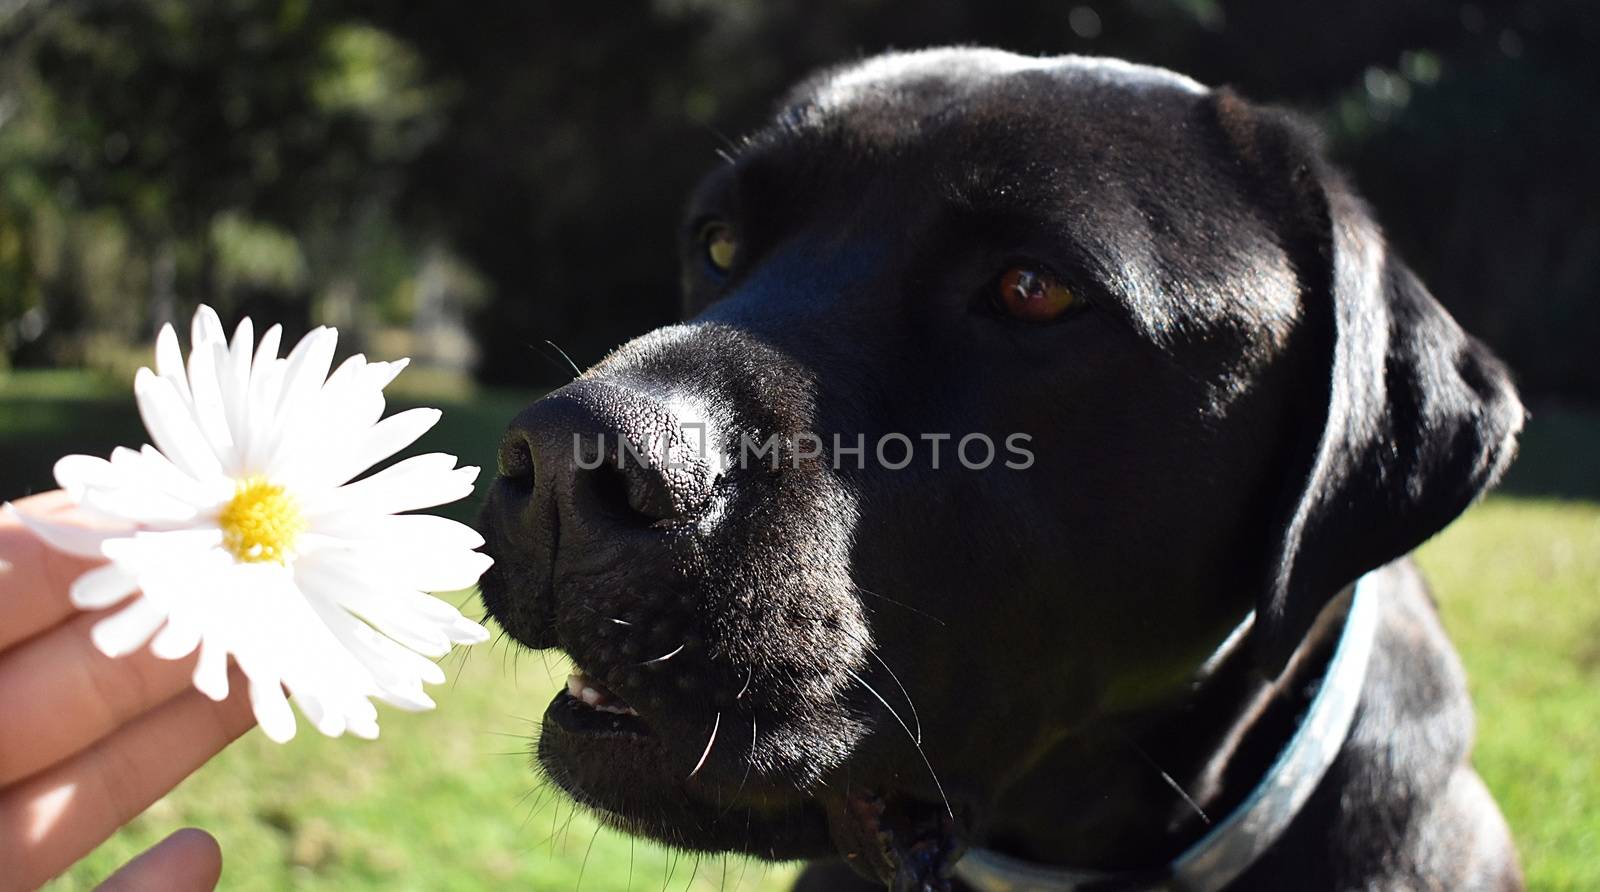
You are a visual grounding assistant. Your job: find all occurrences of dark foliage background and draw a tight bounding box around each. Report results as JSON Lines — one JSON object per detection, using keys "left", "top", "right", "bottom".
{"left": 1, "top": 0, "right": 1594, "bottom": 397}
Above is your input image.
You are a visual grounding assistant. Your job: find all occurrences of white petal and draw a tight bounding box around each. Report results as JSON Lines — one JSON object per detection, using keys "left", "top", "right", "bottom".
{"left": 53, "top": 454, "right": 114, "bottom": 501}
{"left": 377, "top": 546, "right": 494, "bottom": 593}
{"left": 69, "top": 563, "right": 140, "bottom": 609}
{"left": 448, "top": 615, "right": 491, "bottom": 644}
{"left": 154, "top": 324, "right": 192, "bottom": 405}
{"left": 308, "top": 455, "right": 479, "bottom": 517}
{"left": 193, "top": 638, "right": 231, "bottom": 701}
{"left": 251, "top": 329, "right": 339, "bottom": 476}
{"left": 192, "top": 304, "right": 227, "bottom": 350}
{"left": 336, "top": 592, "right": 452, "bottom": 656}
{"left": 275, "top": 327, "right": 338, "bottom": 417}
{"left": 253, "top": 324, "right": 283, "bottom": 376}
{"left": 186, "top": 338, "right": 235, "bottom": 464}
{"left": 344, "top": 408, "right": 442, "bottom": 484}
{"left": 295, "top": 693, "right": 346, "bottom": 737}
{"left": 304, "top": 598, "right": 445, "bottom": 709}
{"left": 267, "top": 354, "right": 384, "bottom": 486}
{"left": 320, "top": 353, "right": 368, "bottom": 395}
{"left": 5, "top": 502, "right": 132, "bottom": 559}
{"left": 222, "top": 317, "right": 255, "bottom": 469}
{"left": 90, "top": 599, "right": 168, "bottom": 658}
{"left": 79, "top": 482, "right": 199, "bottom": 525}
{"left": 313, "top": 597, "right": 447, "bottom": 688}
{"left": 246, "top": 325, "right": 284, "bottom": 423}
{"left": 54, "top": 451, "right": 202, "bottom": 524}
{"left": 362, "top": 358, "right": 409, "bottom": 391}
{"left": 150, "top": 611, "right": 202, "bottom": 660}
{"left": 248, "top": 678, "right": 297, "bottom": 743}
{"left": 348, "top": 716, "right": 380, "bottom": 739}
{"left": 122, "top": 446, "right": 223, "bottom": 509}
{"left": 100, "top": 529, "right": 225, "bottom": 570}
{"left": 317, "top": 513, "right": 485, "bottom": 551}
{"left": 228, "top": 316, "right": 255, "bottom": 368}
{"left": 244, "top": 356, "right": 287, "bottom": 471}
{"left": 295, "top": 558, "right": 451, "bottom": 656}
{"left": 134, "top": 368, "right": 224, "bottom": 482}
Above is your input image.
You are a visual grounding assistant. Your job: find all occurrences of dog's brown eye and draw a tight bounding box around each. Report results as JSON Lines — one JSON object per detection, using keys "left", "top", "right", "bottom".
{"left": 699, "top": 222, "right": 738, "bottom": 273}
{"left": 995, "top": 267, "right": 1078, "bottom": 321}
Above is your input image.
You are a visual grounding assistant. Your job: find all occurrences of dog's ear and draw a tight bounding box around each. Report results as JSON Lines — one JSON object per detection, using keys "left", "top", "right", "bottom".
{"left": 1207, "top": 90, "right": 1526, "bottom": 675}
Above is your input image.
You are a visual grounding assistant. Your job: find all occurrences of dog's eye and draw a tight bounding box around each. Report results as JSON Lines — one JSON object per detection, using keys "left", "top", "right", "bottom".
{"left": 994, "top": 267, "right": 1078, "bottom": 321}
{"left": 699, "top": 221, "right": 738, "bottom": 274}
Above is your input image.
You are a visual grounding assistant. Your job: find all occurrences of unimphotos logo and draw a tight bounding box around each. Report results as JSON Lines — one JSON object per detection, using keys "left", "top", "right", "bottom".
{"left": 574, "top": 427, "right": 1035, "bottom": 472}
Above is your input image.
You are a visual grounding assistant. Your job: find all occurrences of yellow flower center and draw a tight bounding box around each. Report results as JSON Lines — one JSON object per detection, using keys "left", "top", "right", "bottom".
{"left": 219, "top": 477, "right": 305, "bottom": 564}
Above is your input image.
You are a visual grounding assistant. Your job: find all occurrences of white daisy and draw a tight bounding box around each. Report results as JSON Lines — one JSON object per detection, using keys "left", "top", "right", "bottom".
{"left": 7, "top": 305, "right": 492, "bottom": 742}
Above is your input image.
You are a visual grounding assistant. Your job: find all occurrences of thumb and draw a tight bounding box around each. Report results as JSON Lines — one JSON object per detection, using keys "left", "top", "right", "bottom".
{"left": 95, "top": 828, "right": 221, "bottom": 892}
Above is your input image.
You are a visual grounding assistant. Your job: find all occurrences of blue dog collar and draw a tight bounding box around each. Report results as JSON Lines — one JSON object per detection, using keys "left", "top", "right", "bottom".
{"left": 954, "top": 572, "right": 1381, "bottom": 892}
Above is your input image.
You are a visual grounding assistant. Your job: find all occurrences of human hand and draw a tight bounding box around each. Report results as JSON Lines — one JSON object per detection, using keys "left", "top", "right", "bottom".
{"left": 0, "top": 491, "right": 256, "bottom": 891}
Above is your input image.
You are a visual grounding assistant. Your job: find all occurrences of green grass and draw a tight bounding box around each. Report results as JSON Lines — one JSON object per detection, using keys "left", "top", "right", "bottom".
{"left": 1417, "top": 497, "right": 1600, "bottom": 890}
{"left": 49, "top": 624, "right": 795, "bottom": 892}
{"left": 2, "top": 369, "right": 1596, "bottom": 890}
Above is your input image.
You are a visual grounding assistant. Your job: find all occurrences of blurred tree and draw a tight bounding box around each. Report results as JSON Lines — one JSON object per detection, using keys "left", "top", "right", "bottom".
{"left": 0, "top": 0, "right": 1595, "bottom": 400}
{"left": 375, "top": 0, "right": 1599, "bottom": 398}
{"left": 0, "top": 0, "right": 450, "bottom": 361}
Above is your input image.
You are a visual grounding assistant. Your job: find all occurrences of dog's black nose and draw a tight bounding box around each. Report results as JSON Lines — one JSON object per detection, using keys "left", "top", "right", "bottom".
{"left": 500, "top": 380, "right": 716, "bottom": 528}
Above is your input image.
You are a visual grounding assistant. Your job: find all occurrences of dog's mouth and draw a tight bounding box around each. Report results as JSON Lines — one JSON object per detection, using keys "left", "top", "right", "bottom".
{"left": 547, "top": 668, "right": 651, "bottom": 736}
{"left": 531, "top": 652, "right": 844, "bottom": 860}
{"left": 564, "top": 670, "right": 639, "bottom": 715}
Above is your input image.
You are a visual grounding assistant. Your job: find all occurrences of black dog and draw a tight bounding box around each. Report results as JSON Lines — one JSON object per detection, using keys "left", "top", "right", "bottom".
{"left": 477, "top": 48, "right": 1525, "bottom": 890}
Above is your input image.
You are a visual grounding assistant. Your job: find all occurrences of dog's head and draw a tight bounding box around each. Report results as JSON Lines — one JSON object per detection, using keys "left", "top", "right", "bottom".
{"left": 477, "top": 48, "right": 1521, "bottom": 875}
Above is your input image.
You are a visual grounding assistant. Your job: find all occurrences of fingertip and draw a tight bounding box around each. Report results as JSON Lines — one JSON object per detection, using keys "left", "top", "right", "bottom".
{"left": 7, "top": 489, "right": 76, "bottom": 515}
{"left": 96, "top": 826, "right": 222, "bottom": 892}
{"left": 166, "top": 827, "right": 223, "bottom": 882}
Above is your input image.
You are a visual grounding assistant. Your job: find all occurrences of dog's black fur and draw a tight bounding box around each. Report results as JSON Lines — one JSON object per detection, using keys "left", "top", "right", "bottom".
{"left": 477, "top": 49, "right": 1525, "bottom": 890}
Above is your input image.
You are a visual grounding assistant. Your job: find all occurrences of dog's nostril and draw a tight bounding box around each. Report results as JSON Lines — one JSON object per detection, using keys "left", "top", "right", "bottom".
{"left": 501, "top": 381, "right": 713, "bottom": 534}
{"left": 586, "top": 461, "right": 634, "bottom": 518}
{"left": 497, "top": 431, "right": 535, "bottom": 485}
{"left": 582, "top": 453, "right": 681, "bottom": 524}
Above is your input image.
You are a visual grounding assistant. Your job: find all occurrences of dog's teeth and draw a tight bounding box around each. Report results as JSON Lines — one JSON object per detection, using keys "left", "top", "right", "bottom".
{"left": 564, "top": 672, "right": 638, "bottom": 715}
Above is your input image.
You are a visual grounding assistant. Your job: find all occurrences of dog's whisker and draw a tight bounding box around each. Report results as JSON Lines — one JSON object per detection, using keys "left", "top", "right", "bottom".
{"left": 853, "top": 583, "right": 947, "bottom": 627}
{"left": 717, "top": 713, "right": 760, "bottom": 821}
{"left": 661, "top": 849, "right": 677, "bottom": 892}
{"left": 449, "top": 645, "right": 473, "bottom": 690}
{"left": 527, "top": 338, "right": 584, "bottom": 381}
{"left": 703, "top": 123, "right": 745, "bottom": 162}
{"left": 684, "top": 853, "right": 702, "bottom": 891}
{"left": 639, "top": 643, "right": 686, "bottom": 666}
{"left": 735, "top": 667, "right": 752, "bottom": 700}
{"left": 867, "top": 646, "right": 922, "bottom": 746}
{"left": 1116, "top": 727, "right": 1212, "bottom": 826}
{"left": 543, "top": 338, "right": 584, "bottom": 379}
{"left": 575, "top": 824, "right": 602, "bottom": 891}
{"left": 845, "top": 666, "right": 953, "bottom": 818}
{"left": 562, "top": 801, "right": 584, "bottom": 853}
{"left": 688, "top": 710, "right": 723, "bottom": 778}
{"left": 573, "top": 603, "right": 634, "bottom": 627}
{"left": 734, "top": 852, "right": 751, "bottom": 891}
